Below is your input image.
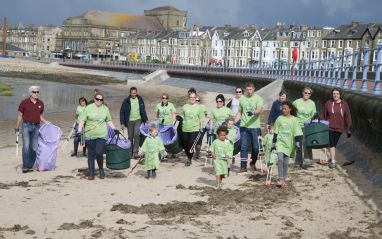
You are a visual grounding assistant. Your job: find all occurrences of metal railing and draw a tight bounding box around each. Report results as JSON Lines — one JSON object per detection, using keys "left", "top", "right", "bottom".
{"left": 35, "top": 43, "right": 382, "bottom": 95}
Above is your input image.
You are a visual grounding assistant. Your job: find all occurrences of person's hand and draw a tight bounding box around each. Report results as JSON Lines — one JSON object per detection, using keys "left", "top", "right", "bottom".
{"left": 114, "top": 129, "right": 121, "bottom": 135}
{"left": 295, "top": 141, "right": 301, "bottom": 149}
{"left": 271, "top": 143, "right": 276, "bottom": 151}
{"left": 14, "top": 128, "right": 20, "bottom": 136}
{"left": 138, "top": 151, "right": 144, "bottom": 157}
{"left": 199, "top": 128, "right": 204, "bottom": 133}
{"left": 347, "top": 131, "right": 351, "bottom": 138}
{"left": 247, "top": 111, "right": 254, "bottom": 116}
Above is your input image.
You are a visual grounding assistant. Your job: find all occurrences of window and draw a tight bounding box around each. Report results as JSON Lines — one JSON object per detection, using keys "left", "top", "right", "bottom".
{"left": 331, "top": 40, "right": 335, "bottom": 48}
{"left": 323, "top": 40, "right": 327, "bottom": 48}
{"left": 347, "top": 40, "right": 352, "bottom": 48}
{"left": 317, "top": 31, "right": 321, "bottom": 37}
{"left": 339, "top": 40, "right": 343, "bottom": 48}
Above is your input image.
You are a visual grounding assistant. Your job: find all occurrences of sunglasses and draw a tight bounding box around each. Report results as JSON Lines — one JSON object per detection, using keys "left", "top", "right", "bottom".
{"left": 304, "top": 92, "right": 311, "bottom": 95}
{"left": 162, "top": 97, "right": 168, "bottom": 99}
{"left": 32, "top": 91, "right": 39, "bottom": 94}
{"left": 196, "top": 99, "right": 200, "bottom": 102}
{"left": 236, "top": 91, "right": 242, "bottom": 93}
{"left": 216, "top": 100, "right": 223, "bottom": 103}
{"left": 95, "top": 98, "right": 104, "bottom": 102}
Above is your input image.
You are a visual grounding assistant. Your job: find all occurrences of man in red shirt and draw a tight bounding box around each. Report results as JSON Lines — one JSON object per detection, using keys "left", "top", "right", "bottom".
{"left": 15, "top": 86, "right": 48, "bottom": 173}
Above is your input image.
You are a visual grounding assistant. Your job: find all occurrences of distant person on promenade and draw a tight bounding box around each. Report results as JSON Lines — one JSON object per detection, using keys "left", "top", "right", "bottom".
{"left": 156, "top": 93, "right": 176, "bottom": 131}
{"left": 235, "top": 82, "right": 264, "bottom": 173}
{"left": 293, "top": 86, "right": 317, "bottom": 168}
{"left": 15, "top": 86, "right": 49, "bottom": 173}
{"left": 322, "top": 88, "right": 352, "bottom": 168}
{"left": 120, "top": 87, "right": 148, "bottom": 158}
{"left": 182, "top": 92, "right": 204, "bottom": 166}
{"left": 77, "top": 91, "right": 120, "bottom": 180}
{"left": 267, "top": 90, "right": 287, "bottom": 128}
{"left": 71, "top": 97, "right": 88, "bottom": 157}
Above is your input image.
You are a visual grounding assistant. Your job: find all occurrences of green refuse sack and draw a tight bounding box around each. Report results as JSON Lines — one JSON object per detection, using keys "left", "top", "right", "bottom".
{"left": 105, "top": 134, "right": 132, "bottom": 170}
{"left": 304, "top": 120, "right": 329, "bottom": 149}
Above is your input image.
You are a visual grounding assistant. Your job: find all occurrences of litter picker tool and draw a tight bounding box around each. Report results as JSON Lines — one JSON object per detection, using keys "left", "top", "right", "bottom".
{"left": 15, "top": 133, "right": 21, "bottom": 171}
{"left": 264, "top": 163, "right": 273, "bottom": 185}
{"left": 257, "top": 136, "right": 265, "bottom": 173}
{"left": 126, "top": 155, "right": 144, "bottom": 177}
{"left": 60, "top": 121, "right": 76, "bottom": 154}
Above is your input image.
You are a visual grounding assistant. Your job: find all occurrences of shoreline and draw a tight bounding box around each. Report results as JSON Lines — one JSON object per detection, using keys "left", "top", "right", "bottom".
{"left": 0, "top": 59, "right": 381, "bottom": 238}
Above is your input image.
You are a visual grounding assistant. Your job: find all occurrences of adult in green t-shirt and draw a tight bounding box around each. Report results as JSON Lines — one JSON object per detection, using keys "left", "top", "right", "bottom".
{"left": 292, "top": 86, "right": 317, "bottom": 168}
{"left": 71, "top": 97, "right": 87, "bottom": 157}
{"left": 120, "top": 87, "right": 148, "bottom": 158}
{"left": 235, "top": 82, "right": 264, "bottom": 173}
{"left": 78, "top": 92, "right": 119, "bottom": 180}
{"left": 156, "top": 93, "right": 176, "bottom": 131}
{"left": 182, "top": 92, "right": 204, "bottom": 166}
{"left": 210, "top": 94, "right": 233, "bottom": 132}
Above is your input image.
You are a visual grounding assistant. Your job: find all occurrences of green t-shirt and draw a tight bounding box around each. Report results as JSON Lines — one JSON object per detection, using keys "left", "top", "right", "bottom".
{"left": 182, "top": 104, "right": 204, "bottom": 132}
{"left": 129, "top": 97, "right": 141, "bottom": 121}
{"left": 210, "top": 138, "right": 234, "bottom": 160}
{"left": 274, "top": 115, "right": 303, "bottom": 157}
{"left": 239, "top": 94, "right": 264, "bottom": 128}
{"left": 293, "top": 98, "right": 316, "bottom": 128}
{"left": 211, "top": 107, "right": 233, "bottom": 129}
{"left": 227, "top": 128, "right": 236, "bottom": 145}
{"left": 75, "top": 105, "right": 86, "bottom": 123}
{"left": 140, "top": 136, "right": 165, "bottom": 171}
{"left": 156, "top": 102, "right": 176, "bottom": 125}
{"left": 79, "top": 103, "right": 112, "bottom": 139}
{"left": 199, "top": 104, "right": 207, "bottom": 117}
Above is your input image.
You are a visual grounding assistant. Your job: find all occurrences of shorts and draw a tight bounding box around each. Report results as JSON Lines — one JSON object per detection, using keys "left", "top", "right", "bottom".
{"left": 329, "top": 130, "right": 342, "bottom": 147}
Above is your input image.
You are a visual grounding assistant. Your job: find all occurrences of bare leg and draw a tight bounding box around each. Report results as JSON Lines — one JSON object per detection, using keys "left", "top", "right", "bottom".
{"left": 329, "top": 147, "right": 336, "bottom": 162}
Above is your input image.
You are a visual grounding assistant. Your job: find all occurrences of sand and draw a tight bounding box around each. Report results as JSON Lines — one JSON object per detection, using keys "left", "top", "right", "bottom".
{"left": 0, "top": 59, "right": 381, "bottom": 239}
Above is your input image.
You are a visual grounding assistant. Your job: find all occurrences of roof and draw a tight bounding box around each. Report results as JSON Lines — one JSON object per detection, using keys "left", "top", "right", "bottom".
{"left": 148, "top": 6, "right": 181, "bottom": 11}
{"left": 0, "top": 43, "right": 25, "bottom": 52}
{"left": 75, "top": 10, "right": 164, "bottom": 31}
{"left": 322, "top": 23, "right": 378, "bottom": 40}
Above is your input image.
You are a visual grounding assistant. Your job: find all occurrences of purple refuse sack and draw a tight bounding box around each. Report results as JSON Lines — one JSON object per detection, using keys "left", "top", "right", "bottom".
{"left": 159, "top": 126, "right": 177, "bottom": 145}
{"left": 107, "top": 135, "right": 131, "bottom": 149}
{"left": 36, "top": 123, "right": 62, "bottom": 171}
{"left": 107, "top": 125, "right": 115, "bottom": 140}
{"left": 140, "top": 122, "right": 151, "bottom": 137}
{"left": 205, "top": 121, "right": 216, "bottom": 130}
{"left": 304, "top": 119, "right": 329, "bottom": 126}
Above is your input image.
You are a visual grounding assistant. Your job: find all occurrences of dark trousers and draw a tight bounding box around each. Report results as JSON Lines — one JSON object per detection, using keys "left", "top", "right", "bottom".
{"left": 240, "top": 127, "right": 260, "bottom": 169}
{"left": 85, "top": 138, "right": 106, "bottom": 176}
{"left": 182, "top": 131, "right": 199, "bottom": 159}
{"left": 128, "top": 119, "right": 141, "bottom": 155}
{"left": 22, "top": 122, "right": 40, "bottom": 169}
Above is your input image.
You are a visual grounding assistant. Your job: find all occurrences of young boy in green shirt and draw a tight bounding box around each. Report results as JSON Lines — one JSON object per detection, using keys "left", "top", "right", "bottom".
{"left": 139, "top": 126, "right": 166, "bottom": 179}
{"left": 210, "top": 125, "right": 234, "bottom": 189}
{"left": 272, "top": 101, "right": 303, "bottom": 187}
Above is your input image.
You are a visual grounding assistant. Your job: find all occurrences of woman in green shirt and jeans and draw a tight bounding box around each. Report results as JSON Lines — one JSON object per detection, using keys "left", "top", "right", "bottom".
{"left": 78, "top": 92, "right": 119, "bottom": 180}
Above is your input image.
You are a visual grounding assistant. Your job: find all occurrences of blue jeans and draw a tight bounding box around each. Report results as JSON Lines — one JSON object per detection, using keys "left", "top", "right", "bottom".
{"left": 240, "top": 127, "right": 260, "bottom": 169}
{"left": 22, "top": 122, "right": 40, "bottom": 169}
{"left": 85, "top": 138, "right": 106, "bottom": 177}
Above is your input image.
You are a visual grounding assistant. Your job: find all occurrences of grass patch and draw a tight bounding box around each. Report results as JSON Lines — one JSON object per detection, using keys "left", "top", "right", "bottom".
{"left": 0, "top": 82, "right": 13, "bottom": 96}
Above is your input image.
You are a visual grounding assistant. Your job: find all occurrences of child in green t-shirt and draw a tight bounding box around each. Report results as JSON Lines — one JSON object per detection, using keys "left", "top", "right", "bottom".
{"left": 72, "top": 97, "right": 87, "bottom": 157}
{"left": 225, "top": 117, "right": 237, "bottom": 175}
{"left": 139, "top": 126, "right": 166, "bottom": 179}
{"left": 272, "top": 101, "right": 303, "bottom": 188}
{"left": 210, "top": 125, "right": 234, "bottom": 189}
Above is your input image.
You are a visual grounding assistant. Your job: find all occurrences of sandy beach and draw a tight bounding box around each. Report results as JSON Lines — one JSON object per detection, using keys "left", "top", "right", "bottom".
{"left": 0, "top": 59, "right": 381, "bottom": 239}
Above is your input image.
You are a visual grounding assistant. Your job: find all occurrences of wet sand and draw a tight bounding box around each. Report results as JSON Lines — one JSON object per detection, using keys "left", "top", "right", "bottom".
{"left": 0, "top": 59, "right": 381, "bottom": 239}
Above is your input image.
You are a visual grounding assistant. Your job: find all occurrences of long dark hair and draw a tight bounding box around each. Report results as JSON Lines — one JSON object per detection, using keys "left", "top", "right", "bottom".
{"left": 215, "top": 94, "right": 225, "bottom": 105}
{"left": 282, "top": 101, "right": 297, "bottom": 117}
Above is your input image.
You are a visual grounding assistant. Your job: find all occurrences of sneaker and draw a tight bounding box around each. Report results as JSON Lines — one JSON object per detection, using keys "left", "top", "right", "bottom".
{"left": 239, "top": 168, "right": 248, "bottom": 173}
{"left": 328, "top": 162, "right": 336, "bottom": 169}
{"left": 70, "top": 152, "right": 77, "bottom": 157}
{"left": 145, "top": 172, "right": 151, "bottom": 179}
{"left": 87, "top": 176, "right": 95, "bottom": 180}
{"left": 185, "top": 159, "right": 191, "bottom": 167}
{"left": 22, "top": 168, "right": 33, "bottom": 174}
{"left": 152, "top": 171, "right": 157, "bottom": 178}
{"left": 99, "top": 169, "right": 105, "bottom": 179}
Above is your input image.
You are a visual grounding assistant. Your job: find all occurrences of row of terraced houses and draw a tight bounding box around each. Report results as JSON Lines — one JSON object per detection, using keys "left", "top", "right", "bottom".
{"left": 1, "top": 6, "right": 382, "bottom": 68}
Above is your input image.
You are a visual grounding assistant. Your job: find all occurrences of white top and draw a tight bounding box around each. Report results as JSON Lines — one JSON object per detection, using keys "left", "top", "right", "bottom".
{"left": 230, "top": 97, "right": 240, "bottom": 116}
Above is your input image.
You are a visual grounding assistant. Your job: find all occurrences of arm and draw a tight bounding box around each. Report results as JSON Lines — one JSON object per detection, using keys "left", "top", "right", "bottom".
{"left": 77, "top": 120, "right": 85, "bottom": 133}
{"left": 172, "top": 112, "right": 176, "bottom": 124}
{"left": 107, "top": 121, "right": 116, "bottom": 130}
{"left": 139, "top": 96, "right": 148, "bottom": 123}
{"left": 254, "top": 106, "right": 263, "bottom": 115}
{"left": 16, "top": 112, "right": 23, "bottom": 129}
{"left": 40, "top": 115, "right": 48, "bottom": 124}
{"left": 235, "top": 110, "right": 241, "bottom": 123}
{"left": 119, "top": 98, "right": 127, "bottom": 129}
{"left": 322, "top": 102, "right": 329, "bottom": 120}
{"left": 268, "top": 102, "right": 276, "bottom": 125}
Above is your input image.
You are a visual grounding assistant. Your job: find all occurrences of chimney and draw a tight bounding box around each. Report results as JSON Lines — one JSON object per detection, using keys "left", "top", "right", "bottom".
{"left": 351, "top": 21, "right": 360, "bottom": 27}
{"left": 276, "top": 21, "right": 285, "bottom": 27}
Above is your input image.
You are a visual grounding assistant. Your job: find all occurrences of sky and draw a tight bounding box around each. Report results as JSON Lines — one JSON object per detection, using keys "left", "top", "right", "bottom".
{"left": 0, "top": 0, "right": 381, "bottom": 28}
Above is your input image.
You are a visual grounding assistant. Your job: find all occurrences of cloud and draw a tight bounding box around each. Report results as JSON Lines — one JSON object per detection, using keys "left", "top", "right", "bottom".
{"left": 321, "top": 0, "right": 354, "bottom": 16}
